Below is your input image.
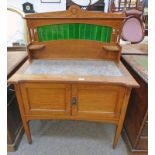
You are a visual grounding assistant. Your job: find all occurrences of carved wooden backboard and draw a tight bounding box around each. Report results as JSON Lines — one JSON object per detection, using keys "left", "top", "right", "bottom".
{"left": 25, "top": 5, "right": 125, "bottom": 61}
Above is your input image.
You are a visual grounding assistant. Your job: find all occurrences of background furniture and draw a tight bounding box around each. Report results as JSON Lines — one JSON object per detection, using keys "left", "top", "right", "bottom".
{"left": 7, "top": 52, "right": 28, "bottom": 79}
{"left": 143, "top": 9, "right": 148, "bottom": 36}
{"left": 8, "top": 6, "right": 138, "bottom": 148}
{"left": 121, "top": 54, "right": 148, "bottom": 153}
{"left": 121, "top": 43, "right": 148, "bottom": 55}
{"left": 7, "top": 51, "right": 28, "bottom": 151}
{"left": 121, "top": 15, "right": 145, "bottom": 44}
{"left": 108, "top": 0, "right": 148, "bottom": 36}
{"left": 108, "top": 0, "right": 145, "bottom": 16}
{"left": 66, "top": 0, "right": 105, "bottom": 11}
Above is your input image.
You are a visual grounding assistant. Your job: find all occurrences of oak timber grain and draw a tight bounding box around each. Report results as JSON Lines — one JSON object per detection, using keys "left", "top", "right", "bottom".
{"left": 29, "top": 41, "right": 121, "bottom": 62}
{"left": 20, "top": 83, "right": 71, "bottom": 116}
{"left": 71, "top": 84, "right": 125, "bottom": 118}
{"left": 28, "top": 44, "right": 45, "bottom": 51}
{"left": 7, "top": 6, "right": 138, "bottom": 148}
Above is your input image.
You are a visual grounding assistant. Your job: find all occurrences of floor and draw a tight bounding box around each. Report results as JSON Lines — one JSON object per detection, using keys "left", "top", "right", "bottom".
{"left": 8, "top": 120, "right": 130, "bottom": 155}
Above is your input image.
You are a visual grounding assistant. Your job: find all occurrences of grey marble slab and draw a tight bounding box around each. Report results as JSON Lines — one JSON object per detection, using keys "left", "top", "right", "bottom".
{"left": 24, "top": 60, "right": 123, "bottom": 77}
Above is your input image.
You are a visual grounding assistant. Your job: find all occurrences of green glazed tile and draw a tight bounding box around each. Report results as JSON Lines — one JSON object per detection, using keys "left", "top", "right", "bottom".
{"left": 37, "top": 23, "right": 112, "bottom": 43}
{"left": 75, "top": 24, "right": 79, "bottom": 39}
{"left": 106, "top": 27, "right": 112, "bottom": 42}
{"left": 79, "top": 24, "right": 85, "bottom": 40}
{"left": 63, "top": 24, "right": 69, "bottom": 40}
{"left": 101, "top": 27, "right": 105, "bottom": 42}
{"left": 69, "top": 24, "right": 74, "bottom": 39}
{"left": 57, "top": 25, "right": 63, "bottom": 40}
{"left": 85, "top": 24, "right": 91, "bottom": 40}
{"left": 96, "top": 26, "right": 102, "bottom": 41}
{"left": 90, "top": 25, "right": 97, "bottom": 41}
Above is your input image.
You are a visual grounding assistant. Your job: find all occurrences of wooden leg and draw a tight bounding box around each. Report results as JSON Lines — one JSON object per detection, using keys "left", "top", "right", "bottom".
{"left": 113, "top": 124, "right": 122, "bottom": 148}
{"left": 14, "top": 84, "right": 32, "bottom": 144}
{"left": 113, "top": 88, "right": 131, "bottom": 149}
{"left": 23, "top": 121, "right": 32, "bottom": 144}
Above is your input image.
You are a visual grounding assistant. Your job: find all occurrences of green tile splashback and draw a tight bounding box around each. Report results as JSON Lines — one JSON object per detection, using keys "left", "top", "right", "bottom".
{"left": 37, "top": 23, "right": 112, "bottom": 43}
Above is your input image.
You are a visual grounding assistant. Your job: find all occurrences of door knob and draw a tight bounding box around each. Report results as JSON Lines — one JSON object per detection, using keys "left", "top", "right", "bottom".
{"left": 71, "top": 96, "right": 77, "bottom": 105}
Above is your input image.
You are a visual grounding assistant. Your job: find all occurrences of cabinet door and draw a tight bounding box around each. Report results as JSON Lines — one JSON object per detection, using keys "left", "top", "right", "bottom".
{"left": 20, "top": 83, "right": 71, "bottom": 116}
{"left": 71, "top": 84, "right": 126, "bottom": 121}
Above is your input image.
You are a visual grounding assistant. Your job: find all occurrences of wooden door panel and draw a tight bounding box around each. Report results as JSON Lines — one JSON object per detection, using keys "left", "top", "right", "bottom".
{"left": 78, "top": 89, "right": 118, "bottom": 112}
{"left": 27, "top": 88, "right": 66, "bottom": 110}
{"left": 72, "top": 84, "right": 126, "bottom": 119}
{"left": 20, "top": 83, "right": 71, "bottom": 115}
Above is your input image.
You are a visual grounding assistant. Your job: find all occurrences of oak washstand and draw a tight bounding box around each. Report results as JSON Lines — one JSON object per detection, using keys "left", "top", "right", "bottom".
{"left": 8, "top": 5, "right": 138, "bottom": 148}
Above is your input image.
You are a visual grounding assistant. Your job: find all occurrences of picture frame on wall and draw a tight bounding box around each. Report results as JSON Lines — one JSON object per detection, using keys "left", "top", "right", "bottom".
{"left": 41, "top": 0, "right": 61, "bottom": 3}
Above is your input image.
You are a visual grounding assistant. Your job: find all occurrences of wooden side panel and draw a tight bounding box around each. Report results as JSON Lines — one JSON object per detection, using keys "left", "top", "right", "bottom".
{"left": 72, "top": 84, "right": 126, "bottom": 120}
{"left": 20, "top": 83, "right": 71, "bottom": 115}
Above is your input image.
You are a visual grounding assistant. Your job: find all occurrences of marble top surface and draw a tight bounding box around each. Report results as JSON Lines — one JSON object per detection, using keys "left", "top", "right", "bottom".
{"left": 24, "top": 60, "right": 123, "bottom": 77}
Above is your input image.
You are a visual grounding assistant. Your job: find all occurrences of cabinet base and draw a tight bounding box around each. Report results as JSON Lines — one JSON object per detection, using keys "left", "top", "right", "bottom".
{"left": 122, "top": 127, "right": 148, "bottom": 153}
{"left": 7, "top": 126, "right": 24, "bottom": 152}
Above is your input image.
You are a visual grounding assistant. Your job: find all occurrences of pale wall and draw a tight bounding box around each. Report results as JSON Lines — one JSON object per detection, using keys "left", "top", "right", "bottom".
{"left": 7, "top": 0, "right": 67, "bottom": 13}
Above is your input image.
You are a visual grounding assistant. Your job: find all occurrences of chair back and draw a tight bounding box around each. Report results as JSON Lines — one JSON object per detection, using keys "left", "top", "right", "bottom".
{"left": 121, "top": 15, "right": 144, "bottom": 43}
{"left": 108, "top": 0, "right": 145, "bottom": 13}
